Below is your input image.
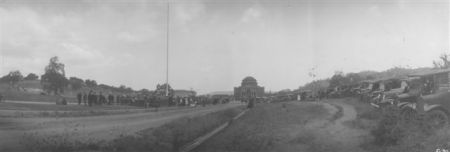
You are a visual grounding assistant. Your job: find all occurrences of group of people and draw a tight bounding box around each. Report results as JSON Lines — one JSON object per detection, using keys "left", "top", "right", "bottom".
{"left": 76, "top": 91, "right": 233, "bottom": 109}
{"left": 76, "top": 91, "right": 117, "bottom": 106}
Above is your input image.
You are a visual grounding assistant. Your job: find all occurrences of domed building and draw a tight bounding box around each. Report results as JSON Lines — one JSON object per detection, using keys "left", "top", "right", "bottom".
{"left": 234, "top": 76, "right": 265, "bottom": 100}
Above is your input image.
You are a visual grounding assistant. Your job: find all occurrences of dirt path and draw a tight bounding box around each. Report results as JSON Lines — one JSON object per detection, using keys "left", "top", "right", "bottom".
{"left": 0, "top": 103, "right": 242, "bottom": 152}
{"left": 307, "top": 99, "right": 369, "bottom": 152}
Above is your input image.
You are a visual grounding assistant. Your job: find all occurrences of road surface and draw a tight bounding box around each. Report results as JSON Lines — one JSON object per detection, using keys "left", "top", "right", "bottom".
{"left": 301, "top": 99, "right": 369, "bottom": 152}
{"left": 0, "top": 103, "right": 242, "bottom": 151}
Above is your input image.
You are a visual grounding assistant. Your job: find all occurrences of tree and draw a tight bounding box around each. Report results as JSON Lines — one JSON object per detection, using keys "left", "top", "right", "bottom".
{"left": 41, "top": 56, "right": 68, "bottom": 95}
{"left": 2, "top": 70, "right": 23, "bottom": 87}
{"left": 345, "top": 73, "right": 363, "bottom": 85}
{"left": 433, "top": 53, "right": 450, "bottom": 69}
{"left": 329, "top": 71, "right": 349, "bottom": 88}
{"left": 155, "top": 83, "right": 174, "bottom": 96}
{"left": 119, "top": 85, "right": 126, "bottom": 90}
{"left": 85, "top": 79, "right": 97, "bottom": 88}
{"left": 24, "top": 73, "right": 39, "bottom": 80}
{"left": 366, "top": 75, "right": 375, "bottom": 80}
{"left": 140, "top": 88, "right": 151, "bottom": 94}
{"left": 69, "top": 77, "right": 84, "bottom": 90}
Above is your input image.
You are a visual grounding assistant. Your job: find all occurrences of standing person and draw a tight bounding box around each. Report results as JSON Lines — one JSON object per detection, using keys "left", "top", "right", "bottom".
{"left": 144, "top": 95, "right": 149, "bottom": 108}
{"left": 77, "top": 92, "right": 82, "bottom": 105}
{"left": 108, "top": 94, "right": 114, "bottom": 105}
{"left": 168, "top": 96, "right": 173, "bottom": 107}
{"left": 94, "top": 92, "right": 99, "bottom": 105}
{"left": 154, "top": 96, "right": 160, "bottom": 112}
{"left": 88, "top": 91, "right": 93, "bottom": 107}
{"left": 247, "top": 97, "right": 255, "bottom": 109}
{"left": 99, "top": 92, "right": 105, "bottom": 105}
{"left": 91, "top": 91, "right": 97, "bottom": 106}
{"left": 116, "top": 95, "right": 121, "bottom": 105}
{"left": 202, "top": 97, "right": 206, "bottom": 107}
{"left": 83, "top": 92, "right": 88, "bottom": 106}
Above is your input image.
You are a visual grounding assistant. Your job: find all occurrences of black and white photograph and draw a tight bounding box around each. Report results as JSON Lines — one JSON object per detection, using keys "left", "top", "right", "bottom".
{"left": 0, "top": 0, "right": 449, "bottom": 151}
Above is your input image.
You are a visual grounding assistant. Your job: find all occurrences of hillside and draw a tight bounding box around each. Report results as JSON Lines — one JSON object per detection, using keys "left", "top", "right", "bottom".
{"left": 299, "top": 67, "right": 433, "bottom": 91}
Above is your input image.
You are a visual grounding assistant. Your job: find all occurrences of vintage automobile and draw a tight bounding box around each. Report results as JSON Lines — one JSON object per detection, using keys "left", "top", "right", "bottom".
{"left": 300, "top": 90, "right": 316, "bottom": 101}
{"left": 370, "top": 78, "right": 408, "bottom": 108}
{"left": 358, "top": 80, "right": 377, "bottom": 102}
{"left": 396, "top": 69, "right": 450, "bottom": 128}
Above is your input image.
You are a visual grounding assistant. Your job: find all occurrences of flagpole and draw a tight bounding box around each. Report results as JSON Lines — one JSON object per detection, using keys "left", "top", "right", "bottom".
{"left": 165, "top": 2, "right": 170, "bottom": 96}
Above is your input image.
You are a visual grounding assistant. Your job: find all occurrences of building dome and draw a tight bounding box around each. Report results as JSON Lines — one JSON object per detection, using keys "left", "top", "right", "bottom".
{"left": 241, "top": 76, "right": 258, "bottom": 86}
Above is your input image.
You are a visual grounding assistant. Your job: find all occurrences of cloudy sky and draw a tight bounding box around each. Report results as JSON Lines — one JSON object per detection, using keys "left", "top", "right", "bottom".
{"left": 0, "top": 0, "right": 448, "bottom": 93}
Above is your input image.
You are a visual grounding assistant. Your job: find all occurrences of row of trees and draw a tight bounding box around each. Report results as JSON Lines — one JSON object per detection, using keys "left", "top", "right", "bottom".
{"left": 0, "top": 71, "right": 39, "bottom": 86}
{"left": 1, "top": 56, "right": 136, "bottom": 95}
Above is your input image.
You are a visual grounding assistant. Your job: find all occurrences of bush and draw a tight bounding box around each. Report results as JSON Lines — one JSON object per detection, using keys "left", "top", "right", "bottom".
{"left": 370, "top": 106, "right": 434, "bottom": 152}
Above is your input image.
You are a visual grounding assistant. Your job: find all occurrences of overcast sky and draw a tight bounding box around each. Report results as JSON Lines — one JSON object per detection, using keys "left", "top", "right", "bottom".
{"left": 0, "top": 0, "right": 448, "bottom": 93}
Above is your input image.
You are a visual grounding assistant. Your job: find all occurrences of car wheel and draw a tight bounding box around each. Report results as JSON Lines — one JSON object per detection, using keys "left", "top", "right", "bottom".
{"left": 400, "top": 107, "right": 418, "bottom": 121}
{"left": 426, "top": 109, "right": 449, "bottom": 129}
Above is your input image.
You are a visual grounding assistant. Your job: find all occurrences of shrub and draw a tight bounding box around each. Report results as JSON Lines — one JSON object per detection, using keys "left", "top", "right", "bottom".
{"left": 369, "top": 106, "right": 434, "bottom": 152}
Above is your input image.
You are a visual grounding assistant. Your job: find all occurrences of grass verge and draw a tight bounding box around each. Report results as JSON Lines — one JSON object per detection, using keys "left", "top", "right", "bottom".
{"left": 194, "top": 102, "right": 332, "bottom": 152}
{"left": 21, "top": 106, "right": 244, "bottom": 152}
{"left": 357, "top": 105, "right": 450, "bottom": 152}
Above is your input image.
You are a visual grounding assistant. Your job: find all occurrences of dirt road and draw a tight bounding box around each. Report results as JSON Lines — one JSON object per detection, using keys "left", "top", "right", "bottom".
{"left": 0, "top": 103, "right": 242, "bottom": 151}
{"left": 301, "top": 98, "right": 369, "bottom": 152}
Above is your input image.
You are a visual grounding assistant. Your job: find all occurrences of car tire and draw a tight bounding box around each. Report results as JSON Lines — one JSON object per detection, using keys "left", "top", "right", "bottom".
{"left": 426, "top": 109, "right": 449, "bottom": 129}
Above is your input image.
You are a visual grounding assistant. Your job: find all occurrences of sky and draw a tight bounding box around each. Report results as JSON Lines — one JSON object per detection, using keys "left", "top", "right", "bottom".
{"left": 0, "top": 0, "right": 449, "bottom": 94}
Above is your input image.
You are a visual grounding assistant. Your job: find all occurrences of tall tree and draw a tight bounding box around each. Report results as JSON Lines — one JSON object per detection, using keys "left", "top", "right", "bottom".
{"left": 41, "top": 56, "right": 68, "bottom": 95}
{"left": 329, "top": 71, "right": 349, "bottom": 88}
{"left": 345, "top": 73, "right": 362, "bottom": 85}
{"left": 69, "top": 77, "right": 84, "bottom": 90}
{"left": 433, "top": 53, "right": 450, "bottom": 69}
{"left": 2, "top": 70, "right": 23, "bottom": 87}
{"left": 155, "top": 83, "right": 173, "bottom": 96}
{"left": 85, "top": 79, "right": 98, "bottom": 88}
{"left": 24, "top": 73, "right": 39, "bottom": 80}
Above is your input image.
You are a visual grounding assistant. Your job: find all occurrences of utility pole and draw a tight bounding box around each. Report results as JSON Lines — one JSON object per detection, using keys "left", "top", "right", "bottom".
{"left": 165, "top": 2, "right": 170, "bottom": 97}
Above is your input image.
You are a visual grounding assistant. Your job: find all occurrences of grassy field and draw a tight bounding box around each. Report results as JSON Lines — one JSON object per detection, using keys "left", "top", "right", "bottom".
{"left": 0, "top": 102, "right": 143, "bottom": 111}
{"left": 194, "top": 101, "right": 336, "bottom": 152}
{"left": 0, "top": 80, "right": 115, "bottom": 103}
{"left": 21, "top": 106, "right": 245, "bottom": 152}
{"left": 0, "top": 80, "right": 78, "bottom": 102}
{"left": 0, "top": 102, "right": 201, "bottom": 117}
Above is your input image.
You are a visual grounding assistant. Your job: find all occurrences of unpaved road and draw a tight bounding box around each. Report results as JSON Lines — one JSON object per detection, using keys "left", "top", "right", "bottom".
{"left": 0, "top": 103, "right": 242, "bottom": 151}
{"left": 302, "top": 98, "right": 369, "bottom": 152}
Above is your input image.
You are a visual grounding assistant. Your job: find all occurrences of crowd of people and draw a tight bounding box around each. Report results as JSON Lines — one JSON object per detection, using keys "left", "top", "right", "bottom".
{"left": 75, "top": 91, "right": 232, "bottom": 108}
{"left": 76, "top": 91, "right": 116, "bottom": 106}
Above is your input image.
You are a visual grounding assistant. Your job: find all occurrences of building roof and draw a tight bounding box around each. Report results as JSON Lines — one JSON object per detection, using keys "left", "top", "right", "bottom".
{"left": 243, "top": 76, "right": 256, "bottom": 82}
{"left": 241, "top": 76, "right": 258, "bottom": 86}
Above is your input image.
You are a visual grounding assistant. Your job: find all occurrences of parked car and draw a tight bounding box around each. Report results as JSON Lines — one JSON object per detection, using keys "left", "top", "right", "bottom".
{"left": 370, "top": 78, "right": 408, "bottom": 108}
{"left": 300, "top": 90, "right": 316, "bottom": 101}
{"left": 358, "top": 80, "right": 377, "bottom": 103}
{"left": 396, "top": 69, "right": 450, "bottom": 128}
